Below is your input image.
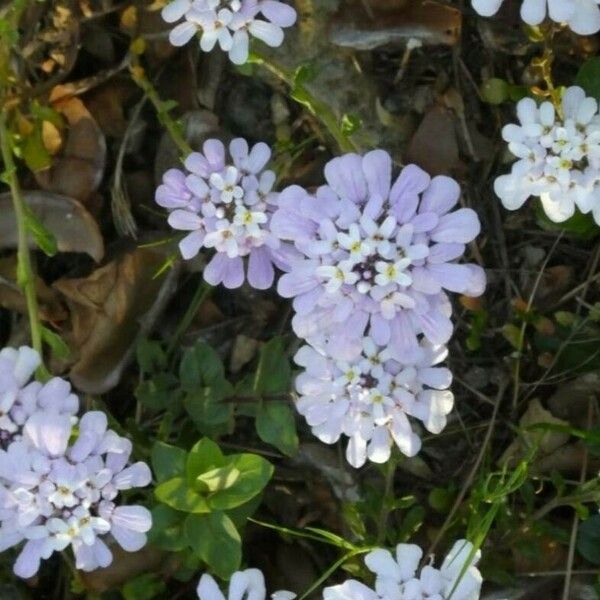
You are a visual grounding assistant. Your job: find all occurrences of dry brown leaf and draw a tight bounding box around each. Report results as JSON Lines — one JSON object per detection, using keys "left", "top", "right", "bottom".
{"left": 35, "top": 85, "right": 106, "bottom": 203}
{"left": 329, "top": 0, "right": 461, "bottom": 50}
{"left": 53, "top": 247, "right": 178, "bottom": 394}
{"left": 0, "top": 191, "right": 104, "bottom": 262}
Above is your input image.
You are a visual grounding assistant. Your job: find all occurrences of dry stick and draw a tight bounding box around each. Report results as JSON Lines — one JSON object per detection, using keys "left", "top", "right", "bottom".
{"left": 511, "top": 232, "right": 563, "bottom": 414}
{"left": 425, "top": 379, "right": 508, "bottom": 560}
{"left": 561, "top": 400, "right": 593, "bottom": 600}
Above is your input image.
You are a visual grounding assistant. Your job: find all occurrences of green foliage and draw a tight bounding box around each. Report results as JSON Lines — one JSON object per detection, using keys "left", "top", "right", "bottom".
{"left": 535, "top": 201, "right": 600, "bottom": 240}
{"left": 576, "top": 57, "right": 600, "bottom": 102}
{"left": 480, "top": 78, "right": 528, "bottom": 105}
{"left": 152, "top": 437, "right": 273, "bottom": 578}
{"left": 122, "top": 573, "right": 166, "bottom": 600}
{"left": 577, "top": 515, "right": 600, "bottom": 564}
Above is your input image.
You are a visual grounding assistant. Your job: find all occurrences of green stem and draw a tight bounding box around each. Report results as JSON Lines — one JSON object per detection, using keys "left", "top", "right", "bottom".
{"left": 130, "top": 60, "right": 193, "bottom": 158}
{"left": 0, "top": 112, "right": 47, "bottom": 375}
{"left": 249, "top": 51, "right": 359, "bottom": 154}
{"left": 167, "top": 279, "right": 212, "bottom": 357}
{"left": 376, "top": 457, "right": 397, "bottom": 545}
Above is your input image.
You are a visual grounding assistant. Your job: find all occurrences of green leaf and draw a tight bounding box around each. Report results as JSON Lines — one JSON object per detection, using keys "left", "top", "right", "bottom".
{"left": 208, "top": 454, "right": 273, "bottom": 510}
{"left": 122, "top": 573, "right": 166, "bottom": 600}
{"left": 136, "top": 373, "right": 179, "bottom": 412}
{"left": 21, "top": 125, "right": 51, "bottom": 173}
{"left": 480, "top": 78, "right": 509, "bottom": 105}
{"left": 41, "top": 326, "right": 70, "bottom": 359}
{"left": 183, "top": 385, "right": 232, "bottom": 434}
{"left": 184, "top": 512, "right": 242, "bottom": 578}
{"left": 180, "top": 341, "right": 226, "bottom": 391}
{"left": 137, "top": 339, "right": 167, "bottom": 374}
{"left": 577, "top": 57, "right": 600, "bottom": 102}
{"left": 340, "top": 113, "right": 362, "bottom": 136}
{"left": 293, "top": 63, "right": 318, "bottom": 87}
{"left": 196, "top": 465, "right": 241, "bottom": 492}
{"left": 256, "top": 402, "right": 298, "bottom": 456}
{"left": 225, "top": 494, "right": 263, "bottom": 529}
{"left": 253, "top": 337, "right": 291, "bottom": 395}
{"left": 155, "top": 477, "right": 210, "bottom": 513}
{"left": 151, "top": 441, "right": 187, "bottom": 483}
{"left": 577, "top": 514, "right": 600, "bottom": 564}
{"left": 23, "top": 203, "right": 57, "bottom": 256}
{"left": 148, "top": 505, "right": 187, "bottom": 551}
{"left": 186, "top": 437, "right": 226, "bottom": 484}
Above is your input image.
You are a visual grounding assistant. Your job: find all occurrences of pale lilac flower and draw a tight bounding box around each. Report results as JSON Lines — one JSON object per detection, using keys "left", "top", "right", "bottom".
{"left": 156, "top": 138, "right": 297, "bottom": 289}
{"left": 324, "top": 539, "right": 482, "bottom": 600}
{"left": 0, "top": 408, "right": 152, "bottom": 578}
{"left": 472, "top": 0, "right": 600, "bottom": 35}
{"left": 495, "top": 87, "right": 600, "bottom": 224}
{"left": 272, "top": 152, "right": 485, "bottom": 363}
{"left": 197, "top": 569, "right": 296, "bottom": 600}
{"left": 0, "top": 347, "right": 78, "bottom": 452}
{"left": 162, "top": 0, "right": 297, "bottom": 65}
{"left": 294, "top": 338, "right": 453, "bottom": 468}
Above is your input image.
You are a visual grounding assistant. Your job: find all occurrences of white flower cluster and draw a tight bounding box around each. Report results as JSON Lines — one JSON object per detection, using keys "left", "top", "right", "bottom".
{"left": 324, "top": 539, "right": 482, "bottom": 600}
{"left": 472, "top": 0, "right": 600, "bottom": 35}
{"left": 198, "top": 569, "right": 296, "bottom": 600}
{"left": 294, "top": 338, "right": 453, "bottom": 468}
{"left": 0, "top": 347, "right": 152, "bottom": 578}
{"left": 495, "top": 87, "right": 600, "bottom": 224}
{"left": 162, "top": 0, "right": 297, "bottom": 65}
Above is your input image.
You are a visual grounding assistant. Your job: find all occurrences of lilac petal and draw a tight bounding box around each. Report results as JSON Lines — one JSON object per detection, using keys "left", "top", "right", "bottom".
{"left": 24, "top": 412, "right": 71, "bottom": 457}
{"left": 431, "top": 208, "right": 481, "bottom": 243}
{"left": 168, "top": 209, "right": 202, "bottom": 231}
{"left": 428, "top": 243, "right": 465, "bottom": 264}
{"left": 292, "top": 287, "right": 321, "bottom": 315}
{"left": 346, "top": 434, "right": 367, "bottom": 468}
{"left": 229, "top": 29, "right": 250, "bottom": 65}
{"left": 246, "top": 142, "right": 271, "bottom": 173}
{"left": 324, "top": 154, "right": 368, "bottom": 203}
{"left": 464, "top": 264, "right": 487, "bottom": 297}
{"left": 370, "top": 313, "right": 391, "bottom": 345}
{"left": 249, "top": 19, "right": 284, "bottom": 46}
{"left": 410, "top": 266, "right": 442, "bottom": 294}
{"left": 13, "top": 346, "right": 40, "bottom": 386}
{"left": 161, "top": 0, "right": 191, "bottom": 23}
{"left": 389, "top": 164, "right": 430, "bottom": 221}
{"left": 362, "top": 149, "right": 392, "bottom": 200}
{"left": 113, "top": 463, "right": 152, "bottom": 489}
{"left": 202, "top": 139, "right": 226, "bottom": 171}
{"left": 185, "top": 174, "right": 209, "bottom": 198}
{"left": 389, "top": 313, "right": 421, "bottom": 363}
{"left": 260, "top": 1, "right": 297, "bottom": 26}
{"left": 247, "top": 247, "right": 275, "bottom": 289}
{"left": 111, "top": 524, "right": 148, "bottom": 552}
{"left": 14, "top": 539, "right": 44, "bottom": 578}
{"left": 426, "top": 263, "right": 474, "bottom": 293}
{"left": 418, "top": 309, "right": 453, "bottom": 346}
{"left": 169, "top": 21, "right": 197, "bottom": 46}
{"left": 185, "top": 152, "right": 211, "bottom": 178}
{"left": 229, "top": 138, "right": 249, "bottom": 169}
{"left": 112, "top": 505, "right": 153, "bottom": 533}
{"left": 278, "top": 269, "right": 319, "bottom": 297}
{"left": 179, "top": 230, "right": 206, "bottom": 260}
{"left": 222, "top": 256, "right": 245, "bottom": 289}
{"left": 203, "top": 253, "right": 229, "bottom": 286}
{"left": 419, "top": 175, "right": 461, "bottom": 215}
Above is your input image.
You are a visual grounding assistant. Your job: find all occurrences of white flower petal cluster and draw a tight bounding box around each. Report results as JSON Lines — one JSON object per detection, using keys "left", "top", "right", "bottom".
{"left": 294, "top": 338, "right": 453, "bottom": 468}
{"left": 162, "top": 0, "right": 297, "bottom": 64}
{"left": 0, "top": 347, "right": 152, "bottom": 579}
{"left": 324, "top": 539, "right": 482, "bottom": 600}
{"left": 495, "top": 87, "right": 600, "bottom": 224}
{"left": 197, "top": 569, "right": 296, "bottom": 600}
{"left": 472, "top": 0, "right": 600, "bottom": 35}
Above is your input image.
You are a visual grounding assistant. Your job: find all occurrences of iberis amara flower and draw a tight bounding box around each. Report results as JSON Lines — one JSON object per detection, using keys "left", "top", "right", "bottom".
{"left": 495, "top": 87, "right": 600, "bottom": 224}
{"left": 156, "top": 138, "right": 296, "bottom": 289}
{"left": 272, "top": 151, "right": 485, "bottom": 363}
{"left": 0, "top": 410, "right": 152, "bottom": 578}
{"left": 197, "top": 569, "right": 296, "bottom": 600}
{"left": 472, "top": 0, "right": 600, "bottom": 35}
{"left": 324, "top": 539, "right": 482, "bottom": 600}
{"left": 162, "top": 0, "right": 297, "bottom": 64}
{"left": 294, "top": 338, "right": 453, "bottom": 467}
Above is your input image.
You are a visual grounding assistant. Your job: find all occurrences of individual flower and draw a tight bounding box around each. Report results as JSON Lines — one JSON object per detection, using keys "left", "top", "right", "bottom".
{"left": 155, "top": 138, "right": 298, "bottom": 289}
{"left": 495, "top": 87, "right": 600, "bottom": 224}
{"left": 471, "top": 0, "right": 600, "bottom": 35}
{"left": 324, "top": 539, "right": 483, "bottom": 600}
{"left": 197, "top": 569, "right": 296, "bottom": 600}
{"left": 272, "top": 152, "right": 485, "bottom": 363}
{"left": 294, "top": 338, "right": 453, "bottom": 468}
{"left": 162, "top": 0, "right": 297, "bottom": 65}
{"left": 0, "top": 409, "right": 152, "bottom": 578}
{"left": 0, "top": 346, "right": 78, "bottom": 453}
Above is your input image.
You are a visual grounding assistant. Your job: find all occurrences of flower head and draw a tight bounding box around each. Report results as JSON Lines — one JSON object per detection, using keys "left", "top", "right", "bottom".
{"left": 273, "top": 152, "right": 485, "bottom": 363}
{"left": 495, "top": 87, "right": 600, "bottom": 224}
{"left": 294, "top": 338, "right": 453, "bottom": 468}
{"left": 324, "top": 539, "right": 482, "bottom": 600}
{"left": 0, "top": 408, "right": 152, "bottom": 578}
{"left": 162, "top": 0, "right": 297, "bottom": 64}
{"left": 155, "top": 138, "right": 297, "bottom": 289}
{"left": 472, "top": 0, "right": 600, "bottom": 35}
{"left": 197, "top": 569, "right": 296, "bottom": 600}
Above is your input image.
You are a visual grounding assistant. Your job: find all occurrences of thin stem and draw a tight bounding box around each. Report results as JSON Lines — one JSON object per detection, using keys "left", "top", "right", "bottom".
{"left": 167, "top": 278, "right": 212, "bottom": 357}
{"left": 376, "top": 456, "right": 397, "bottom": 545}
{"left": 0, "top": 112, "right": 47, "bottom": 374}
{"left": 130, "top": 58, "right": 193, "bottom": 158}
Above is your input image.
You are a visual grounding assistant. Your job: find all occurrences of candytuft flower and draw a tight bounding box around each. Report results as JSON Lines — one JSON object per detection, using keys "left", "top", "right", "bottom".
{"left": 294, "top": 338, "right": 453, "bottom": 468}
{"left": 495, "top": 87, "right": 600, "bottom": 224}
{"left": 272, "top": 152, "right": 485, "bottom": 363}
{"left": 324, "top": 539, "right": 483, "bottom": 600}
{"left": 155, "top": 138, "right": 297, "bottom": 289}
{"left": 197, "top": 569, "right": 296, "bottom": 600}
{"left": 162, "top": 0, "right": 297, "bottom": 65}
{"left": 471, "top": 0, "right": 600, "bottom": 35}
{"left": 0, "top": 408, "right": 152, "bottom": 578}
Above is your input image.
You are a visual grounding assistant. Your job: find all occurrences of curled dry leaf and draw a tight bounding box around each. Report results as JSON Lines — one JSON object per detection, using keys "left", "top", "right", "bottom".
{"left": 0, "top": 191, "right": 104, "bottom": 262}
{"left": 53, "top": 246, "right": 180, "bottom": 394}
{"left": 329, "top": 0, "right": 461, "bottom": 50}
{"left": 35, "top": 85, "right": 106, "bottom": 203}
